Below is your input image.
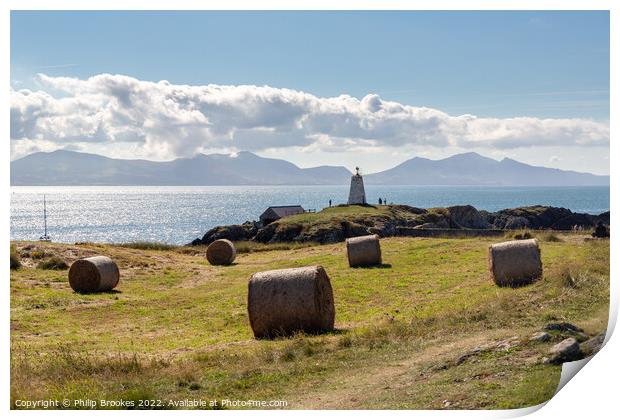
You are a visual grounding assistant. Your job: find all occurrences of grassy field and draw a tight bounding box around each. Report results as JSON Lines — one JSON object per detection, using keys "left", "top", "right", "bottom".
{"left": 10, "top": 233, "right": 609, "bottom": 409}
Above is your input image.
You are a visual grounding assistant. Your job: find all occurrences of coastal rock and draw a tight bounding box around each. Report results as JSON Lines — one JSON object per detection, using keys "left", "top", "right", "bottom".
{"left": 552, "top": 213, "right": 597, "bottom": 230}
{"left": 428, "top": 218, "right": 450, "bottom": 228}
{"left": 597, "top": 211, "right": 610, "bottom": 225}
{"left": 414, "top": 222, "right": 447, "bottom": 229}
{"left": 491, "top": 206, "right": 596, "bottom": 230}
{"left": 494, "top": 206, "right": 610, "bottom": 231}
{"left": 503, "top": 216, "right": 529, "bottom": 230}
{"left": 368, "top": 222, "right": 398, "bottom": 237}
{"left": 199, "top": 222, "right": 257, "bottom": 245}
{"left": 549, "top": 338, "right": 582, "bottom": 364}
{"left": 447, "top": 205, "right": 490, "bottom": 229}
{"left": 341, "top": 221, "right": 371, "bottom": 238}
{"left": 259, "top": 223, "right": 303, "bottom": 243}
{"left": 191, "top": 205, "right": 611, "bottom": 246}
{"left": 253, "top": 223, "right": 276, "bottom": 243}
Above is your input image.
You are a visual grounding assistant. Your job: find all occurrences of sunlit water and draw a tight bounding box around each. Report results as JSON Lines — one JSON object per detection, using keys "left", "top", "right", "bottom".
{"left": 10, "top": 185, "right": 610, "bottom": 245}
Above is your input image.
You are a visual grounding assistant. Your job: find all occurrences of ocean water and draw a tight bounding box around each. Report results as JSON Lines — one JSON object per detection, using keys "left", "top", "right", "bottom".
{"left": 10, "top": 185, "right": 610, "bottom": 245}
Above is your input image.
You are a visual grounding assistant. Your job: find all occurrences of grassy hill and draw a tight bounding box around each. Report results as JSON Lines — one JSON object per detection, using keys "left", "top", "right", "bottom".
{"left": 197, "top": 204, "right": 607, "bottom": 246}
{"left": 10, "top": 233, "right": 609, "bottom": 409}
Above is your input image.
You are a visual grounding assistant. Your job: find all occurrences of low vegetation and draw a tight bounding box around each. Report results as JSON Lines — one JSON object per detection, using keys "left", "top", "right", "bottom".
{"left": 118, "top": 241, "right": 179, "bottom": 251}
{"left": 233, "top": 240, "right": 318, "bottom": 254}
{"left": 36, "top": 256, "right": 69, "bottom": 270}
{"left": 10, "top": 245, "right": 21, "bottom": 270}
{"left": 509, "top": 230, "right": 534, "bottom": 240}
{"left": 539, "top": 232, "right": 563, "bottom": 243}
{"left": 10, "top": 233, "right": 609, "bottom": 409}
{"left": 505, "top": 230, "right": 567, "bottom": 243}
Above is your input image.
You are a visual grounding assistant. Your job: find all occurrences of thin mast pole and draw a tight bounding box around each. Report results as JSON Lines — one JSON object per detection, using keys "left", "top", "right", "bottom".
{"left": 43, "top": 195, "right": 47, "bottom": 237}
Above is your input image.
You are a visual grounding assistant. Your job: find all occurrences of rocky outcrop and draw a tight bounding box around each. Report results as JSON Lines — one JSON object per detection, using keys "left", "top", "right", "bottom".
{"left": 193, "top": 221, "right": 259, "bottom": 246}
{"left": 490, "top": 206, "right": 607, "bottom": 230}
{"left": 447, "top": 205, "right": 490, "bottom": 229}
{"left": 191, "top": 205, "right": 609, "bottom": 246}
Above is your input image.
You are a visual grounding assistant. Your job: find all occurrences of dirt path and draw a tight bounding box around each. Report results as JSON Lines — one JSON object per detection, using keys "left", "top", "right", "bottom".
{"left": 290, "top": 328, "right": 518, "bottom": 409}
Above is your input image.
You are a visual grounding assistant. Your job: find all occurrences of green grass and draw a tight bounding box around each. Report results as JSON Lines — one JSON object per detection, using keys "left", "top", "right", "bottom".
{"left": 276, "top": 204, "right": 422, "bottom": 227}
{"left": 10, "top": 233, "right": 609, "bottom": 409}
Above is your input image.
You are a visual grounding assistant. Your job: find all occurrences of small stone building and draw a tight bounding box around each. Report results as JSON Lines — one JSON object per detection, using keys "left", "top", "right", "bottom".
{"left": 260, "top": 205, "right": 305, "bottom": 225}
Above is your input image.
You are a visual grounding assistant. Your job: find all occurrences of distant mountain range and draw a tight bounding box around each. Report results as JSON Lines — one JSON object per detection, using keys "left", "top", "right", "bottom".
{"left": 10, "top": 150, "right": 352, "bottom": 186}
{"left": 363, "top": 152, "right": 609, "bottom": 186}
{"left": 10, "top": 150, "right": 609, "bottom": 186}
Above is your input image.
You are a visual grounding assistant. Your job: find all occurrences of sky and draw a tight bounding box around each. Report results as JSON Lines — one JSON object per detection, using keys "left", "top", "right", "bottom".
{"left": 10, "top": 11, "right": 610, "bottom": 175}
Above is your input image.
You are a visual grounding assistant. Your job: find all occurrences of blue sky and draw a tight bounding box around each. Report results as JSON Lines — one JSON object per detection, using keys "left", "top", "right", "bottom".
{"left": 10, "top": 11, "right": 610, "bottom": 174}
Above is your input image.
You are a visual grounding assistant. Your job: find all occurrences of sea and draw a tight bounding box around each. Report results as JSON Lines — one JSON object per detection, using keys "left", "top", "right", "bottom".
{"left": 10, "top": 185, "right": 610, "bottom": 245}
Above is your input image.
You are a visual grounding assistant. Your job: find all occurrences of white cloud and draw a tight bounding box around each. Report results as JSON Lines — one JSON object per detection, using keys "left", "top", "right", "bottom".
{"left": 9, "top": 73, "right": 610, "bottom": 160}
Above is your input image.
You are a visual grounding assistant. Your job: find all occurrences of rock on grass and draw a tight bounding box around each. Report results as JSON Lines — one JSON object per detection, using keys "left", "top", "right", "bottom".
{"left": 581, "top": 332, "right": 606, "bottom": 357}
{"left": 549, "top": 338, "right": 582, "bottom": 364}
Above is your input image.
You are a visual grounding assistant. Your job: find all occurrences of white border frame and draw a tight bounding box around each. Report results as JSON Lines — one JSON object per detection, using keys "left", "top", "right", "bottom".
{"left": 3, "top": 2, "right": 616, "bottom": 419}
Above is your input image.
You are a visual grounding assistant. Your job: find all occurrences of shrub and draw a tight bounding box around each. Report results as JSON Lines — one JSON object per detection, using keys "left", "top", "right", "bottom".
{"left": 511, "top": 230, "right": 533, "bottom": 240}
{"left": 30, "top": 249, "right": 49, "bottom": 259}
{"left": 10, "top": 246, "right": 21, "bottom": 270}
{"left": 592, "top": 223, "right": 610, "bottom": 238}
{"left": 37, "top": 256, "right": 69, "bottom": 270}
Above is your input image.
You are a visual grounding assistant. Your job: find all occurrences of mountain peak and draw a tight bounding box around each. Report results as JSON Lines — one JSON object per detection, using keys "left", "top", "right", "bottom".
{"left": 445, "top": 152, "right": 498, "bottom": 162}
{"left": 363, "top": 152, "right": 608, "bottom": 186}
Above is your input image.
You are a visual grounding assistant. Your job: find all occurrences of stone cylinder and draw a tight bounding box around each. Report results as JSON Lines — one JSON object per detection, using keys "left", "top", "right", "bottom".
{"left": 247, "top": 265, "right": 335, "bottom": 339}
{"left": 346, "top": 234, "right": 382, "bottom": 267}
{"left": 68, "top": 256, "right": 120, "bottom": 293}
{"left": 488, "top": 238, "right": 542, "bottom": 287}
{"left": 206, "top": 239, "right": 237, "bottom": 265}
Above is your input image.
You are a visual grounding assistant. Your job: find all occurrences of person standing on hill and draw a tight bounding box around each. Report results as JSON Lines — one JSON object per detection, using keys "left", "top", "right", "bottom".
{"left": 329, "top": 199, "right": 332, "bottom": 207}
{"left": 379, "top": 198, "right": 383, "bottom": 205}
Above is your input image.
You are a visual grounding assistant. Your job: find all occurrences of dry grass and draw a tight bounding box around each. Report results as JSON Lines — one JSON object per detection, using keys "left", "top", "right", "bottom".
{"left": 234, "top": 240, "right": 318, "bottom": 254}
{"left": 539, "top": 232, "right": 563, "bottom": 242}
{"left": 118, "top": 241, "right": 178, "bottom": 251}
{"left": 10, "top": 233, "right": 609, "bottom": 409}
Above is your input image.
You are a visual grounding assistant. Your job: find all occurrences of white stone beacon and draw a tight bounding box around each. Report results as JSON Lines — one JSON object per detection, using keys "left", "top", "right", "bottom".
{"left": 348, "top": 166, "right": 367, "bottom": 205}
